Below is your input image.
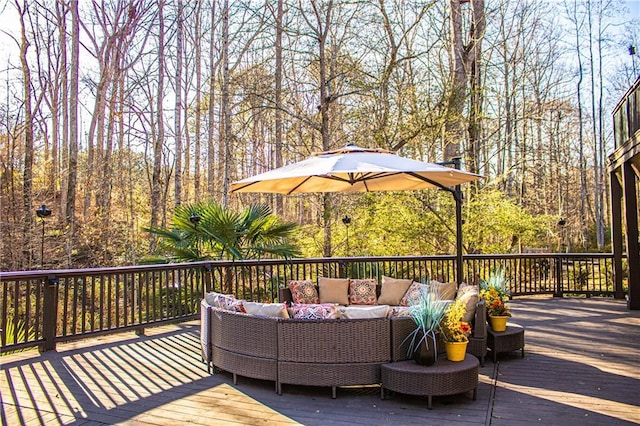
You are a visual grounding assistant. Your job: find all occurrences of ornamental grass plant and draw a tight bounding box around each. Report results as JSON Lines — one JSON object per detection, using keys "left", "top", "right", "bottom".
{"left": 404, "top": 291, "right": 448, "bottom": 357}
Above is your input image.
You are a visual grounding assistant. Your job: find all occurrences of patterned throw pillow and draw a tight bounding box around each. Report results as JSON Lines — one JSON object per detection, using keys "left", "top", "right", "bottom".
{"left": 291, "top": 303, "right": 339, "bottom": 320}
{"left": 400, "top": 281, "right": 430, "bottom": 306}
{"left": 349, "top": 279, "right": 378, "bottom": 305}
{"left": 204, "top": 292, "right": 245, "bottom": 312}
{"left": 289, "top": 280, "right": 320, "bottom": 304}
{"left": 218, "top": 295, "right": 246, "bottom": 312}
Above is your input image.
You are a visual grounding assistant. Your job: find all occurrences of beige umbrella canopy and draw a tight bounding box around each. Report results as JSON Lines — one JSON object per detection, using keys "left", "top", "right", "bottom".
{"left": 230, "top": 144, "right": 482, "bottom": 283}
{"left": 229, "top": 144, "right": 480, "bottom": 195}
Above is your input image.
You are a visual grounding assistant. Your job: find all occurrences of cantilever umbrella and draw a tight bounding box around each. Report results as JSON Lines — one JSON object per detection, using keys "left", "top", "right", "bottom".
{"left": 230, "top": 144, "right": 482, "bottom": 283}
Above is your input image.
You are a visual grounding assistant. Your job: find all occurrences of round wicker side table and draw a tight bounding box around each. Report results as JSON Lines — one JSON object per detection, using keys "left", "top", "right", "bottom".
{"left": 380, "top": 354, "right": 479, "bottom": 409}
{"left": 487, "top": 323, "right": 525, "bottom": 362}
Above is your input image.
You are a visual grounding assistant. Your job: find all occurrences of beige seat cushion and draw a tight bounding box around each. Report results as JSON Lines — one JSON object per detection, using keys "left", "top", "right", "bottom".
{"left": 339, "top": 305, "right": 390, "bottom": 319}
{"left": 318, "top": 277, "right": 349, "bottom": 305}
{"left": 243, "top": 301, "right": 290, "bottom": 318}
{"left": 378, "top": 276, "right": 413, "bottom": 305}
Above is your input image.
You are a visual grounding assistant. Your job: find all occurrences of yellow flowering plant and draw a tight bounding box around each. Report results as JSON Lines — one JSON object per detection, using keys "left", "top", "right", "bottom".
{"left": 479, "top": 268, "right": 512, "bottom": 317}
{"left": 439, "top": 298, "right": 472, "bottom": 343}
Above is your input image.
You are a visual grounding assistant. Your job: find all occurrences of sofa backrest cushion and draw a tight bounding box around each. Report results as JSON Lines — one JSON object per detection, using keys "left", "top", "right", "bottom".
{"left": 289, "top": 280, "right": 319, "bottom": 304}
{"left": 456, "top": 283, "right": 479, "bottom": 323}
{"left": 348, "top": 279, "right": 378, "bottom": 305}
{"left": 429, "top": 280, "right": 457, "bottom": 300}
{"left": 204, "top": 291, "right": 245, "bottom": 312}
{"left": 378, "top": 276, "right": 413, "bottom": 305}
{"left": 318, "top": 277, "right": 349, "bottom": 305}
{"left": 400, "top": 281, "right": 429, "bottom": 306}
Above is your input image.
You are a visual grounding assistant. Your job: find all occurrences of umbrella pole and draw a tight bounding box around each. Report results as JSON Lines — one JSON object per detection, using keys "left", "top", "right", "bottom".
{"left": 437, "top": 157, "right": 464, "bottom": 286}
{"left": 455, "top": 185, "right": 463, "bottom": 285}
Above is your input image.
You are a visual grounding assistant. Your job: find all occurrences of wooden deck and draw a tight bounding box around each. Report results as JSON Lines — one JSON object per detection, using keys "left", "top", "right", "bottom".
{"left": 2, "top": 297, "right": 639, "bottom": 425}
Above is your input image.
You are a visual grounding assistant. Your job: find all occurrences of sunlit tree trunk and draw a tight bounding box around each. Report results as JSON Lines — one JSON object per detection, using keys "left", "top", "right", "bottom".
{"left": 174, "top": 0, "right": 184, "bottom": 206}
{"left": 151, "top": 0, "right": 166, "bottom": 247}
{"left": 194, "top": 0, "right": 202, "bottom": 202}
{"left": 66, "top": 0, "right": 80, "bottom": 266}
{"left": 221, "top": 0, "right": 231, "bottom": 207}
{"left": 207, "top": 0, "right": 217, "bottom": 197}
{"left": 274, "top": 0, "right": 284, "bottom": 216}
{"left": 17, "top": 0, "right": 35, "bottom": 269}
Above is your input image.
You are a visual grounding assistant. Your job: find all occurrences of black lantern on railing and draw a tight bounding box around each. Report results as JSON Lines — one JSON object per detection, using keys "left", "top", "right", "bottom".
{"left": 189, "top": 212, "right": 201, "bottom": 258}
{"left": 189, "top": 212, "right": 201, "bottom": 226}
{"left": 342, "top": 215, "right": 351, "bottom": 256}
{"left": 36, "top": 204, "right": 52, "bottom": 268}
{"left": 558, "top": 218, "right": 567, "bottom": 253}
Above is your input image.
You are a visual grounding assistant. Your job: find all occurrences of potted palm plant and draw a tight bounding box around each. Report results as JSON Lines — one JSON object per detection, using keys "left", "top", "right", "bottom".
{"left": 439, "top": 298, "right": 472, "bottom": 361}
{"left": 480, "top": 268, "right": 512, "bottom": 332}
{"left": 403, "top": 291, "right": 448, "bottom": 366}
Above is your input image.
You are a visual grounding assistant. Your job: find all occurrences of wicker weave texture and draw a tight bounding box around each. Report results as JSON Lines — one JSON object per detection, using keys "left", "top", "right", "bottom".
{"left": 212, "top": 309, "right": 278, "bottom": 358}
{"left": 390, "top": 317, "right": 416, "bottom": 362}
{"left": 212, "top": 346, "right": 277, "bottom": 381}
{"left": 488, "top": 323, "right": 525, "bottom": 361}
{"left": 278, "top": 361, "right": 381, "bottom": 387}
{"left": 200, "top": 300, "right": 212, "bottom": 364}
{"left": 381, "top": 356, "right": 478, "bottom": 397}
{"left": 277, "top": 318, "right": 390, "bottom": 363}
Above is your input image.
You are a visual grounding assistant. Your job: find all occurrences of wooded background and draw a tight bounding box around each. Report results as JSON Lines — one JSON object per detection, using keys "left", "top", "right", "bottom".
{"left": 1, "top": 0, "right": 638, "bottom": 271}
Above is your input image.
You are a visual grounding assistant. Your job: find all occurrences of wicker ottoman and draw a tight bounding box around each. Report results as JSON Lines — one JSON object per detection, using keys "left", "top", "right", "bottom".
{"left": 487, "top": 323, "right": 525, "bottom": 362}
{"left": 380, "top": 355, "right": 479, "bottom": 409}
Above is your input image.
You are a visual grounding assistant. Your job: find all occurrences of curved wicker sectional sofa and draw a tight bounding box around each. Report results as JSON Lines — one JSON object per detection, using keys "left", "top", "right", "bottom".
{"left": 199, "top": 290, "right": 487, "bottom": 398}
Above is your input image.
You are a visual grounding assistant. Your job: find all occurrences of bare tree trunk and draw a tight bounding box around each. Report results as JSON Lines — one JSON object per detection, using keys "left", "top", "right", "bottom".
{"left": 221, "top": 0, "right": 231, "bottom": 206}
{"left": 588, "top": 1, "right": 605, "bottom": 249}
{"left": 151, "top": 0, "right": 165, "bottom": 246}
{"left": 194, "top": 0, "right": 202, "bottom": 201}
{"left": 570, "top": 0, "right": 588, "bottom": 249}
{"left": 274, "top": 0, "right": 284, "bottom": 216}
{"left": 446, "top": 0, "right": 485, "bottom": 161}
{"left": 308, "top": 0, "right": 334, "bottom": 257}
{"left": 174, "top": 0, "right": 184, "bottom": 206}
{"left": 66, "top": 0, "right": 80, "bottom": 266}
{"left": 56, "top": 1, "right": 69, "bottom": 225}
{"left": 596, "top": 1, "right": 607, "bottom": 247}
{"left": 207, "top": 0, "right": 217, "bottom": 197}
{"left": 17, "top": 0, "right": 35, "bottom": 269}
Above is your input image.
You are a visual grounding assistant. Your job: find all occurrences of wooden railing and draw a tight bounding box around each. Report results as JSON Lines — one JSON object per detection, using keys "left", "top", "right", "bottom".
{"left": 0, "top": 253, "right": 624, "bottom": 353}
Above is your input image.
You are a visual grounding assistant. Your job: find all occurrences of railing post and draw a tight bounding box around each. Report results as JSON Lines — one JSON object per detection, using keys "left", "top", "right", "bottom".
{"left": 40, "top": 275, "right": 58, "bottom": 352}
{"left": 554, "top": 255, "right": 563, "bottom": 298}
{"left": 204, "top": 264, "right": 213, "bottom": 294}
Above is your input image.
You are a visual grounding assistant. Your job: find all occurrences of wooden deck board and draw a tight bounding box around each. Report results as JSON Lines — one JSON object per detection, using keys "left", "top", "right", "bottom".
{"left": 2, "top": 297, "right": 639, "bottom": 425}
